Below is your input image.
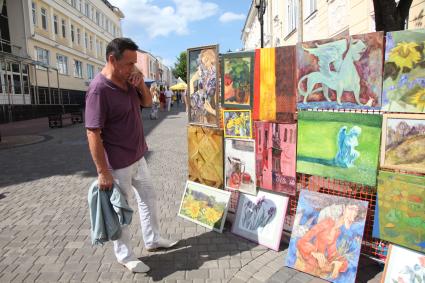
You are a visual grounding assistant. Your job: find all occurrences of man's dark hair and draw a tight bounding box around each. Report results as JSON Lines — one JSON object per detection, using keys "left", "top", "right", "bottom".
{"left": 106, "top": 38, "right": 138, "bottom": 61}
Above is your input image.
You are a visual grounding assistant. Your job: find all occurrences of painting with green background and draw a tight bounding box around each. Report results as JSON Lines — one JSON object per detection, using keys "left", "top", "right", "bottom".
{"left": 296, "top": 111, "right": 382, "bottom": 186}
{"left": 372, "top": 171, "right": 425, "bottom": 253}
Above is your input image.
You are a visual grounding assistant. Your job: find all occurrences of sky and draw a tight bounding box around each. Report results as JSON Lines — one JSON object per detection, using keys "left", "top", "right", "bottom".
{"left": 108, "top": 0, "right": 251, "bottom": 68}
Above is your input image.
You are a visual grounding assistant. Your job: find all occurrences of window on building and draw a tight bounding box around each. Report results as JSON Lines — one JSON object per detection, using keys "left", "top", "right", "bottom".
{"left": 287, "top": 0, "right": 297, "bottom": 34}
{"left": 74, "top": 60, "right": 83, "bottom": 78}
{"left": 53, "top": 15, "right": 58, "bottom": 34}
{"left": 71, "top": 0, "right": 76, "bottom": 8}
{"left": 91, "top": 7, "right": 94, "bottom": 21}
{"left": 100, "top": 41, "right": 103, "bottom": 57}
{"left": 56, "top": 54, "right": 68, "bottom": 75}
{"left": 96, "top": 11, "right": 100, "bottom": 25}
{"left": 79, "top": 0, "right": 83, "bottom": 12}
{"left": 71, "top": 24, "right": 74, "bottom": 42}
{"left": 84, "top": 32, "right": 88, "bottom": 49}
{"left": 305, "top": 0, "right": 317, "bottom": 18}
{"left": 32, "top": 2, "right": 37, "bottom": 26}
{"left": 85, "top": 2, "right": 89, "bottom": 17}
{"left": 35, "top": 47, "right": 49, "bottom": 66}
{"left": 77, "top": 28, "right": 81, "bottom": 45}
{"left": 106, "top": 19, "right": 109, "bottom": 32}
{"left": 89, "top": 35, "right": 93, "bottom": 50}
{"left": 87, "top": 64, "right": 94, "bottom": 80}
{"left": 61, "top": 19, "right": 66, "bottom": 38}
{"left": 41, "top": 8, "right": 47, "bottom": 30}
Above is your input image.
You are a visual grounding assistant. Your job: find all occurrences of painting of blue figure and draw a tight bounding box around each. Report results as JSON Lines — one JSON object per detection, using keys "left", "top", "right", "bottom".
{"left": 296, "top": 111, "right": 382, "bottom": 186}
{"left": 297, "top": 32, "right": 384, "bottom": 110}
{"left": 286, "top": 190, "right": 369, "bottom": 283}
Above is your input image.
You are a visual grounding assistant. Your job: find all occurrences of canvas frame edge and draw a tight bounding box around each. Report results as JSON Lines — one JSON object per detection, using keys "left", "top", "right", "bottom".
{"left": 221, "top": 51, "right": 255, "bottom": 109}
{"left": 186, "top": 44, "right": 220, "bottom": 127}
{"left": 222, "top": 109, "right": 253, "bottom": 139}
{"left": 177, "top": 180, "right": 231, "bottom": 233}
{"left": 380, "top": 113, "right": 425, "bottom": 174}
{"left": 230, "top": 189, "right": 288, "bottom": 251}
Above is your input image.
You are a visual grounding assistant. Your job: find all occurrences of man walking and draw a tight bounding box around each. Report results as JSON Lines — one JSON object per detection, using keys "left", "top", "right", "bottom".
{"left": 165, "top": 87, "right": 174, "bottom": 111}
{"left": 85, "top": 38, "right": 177, "bottom": 273}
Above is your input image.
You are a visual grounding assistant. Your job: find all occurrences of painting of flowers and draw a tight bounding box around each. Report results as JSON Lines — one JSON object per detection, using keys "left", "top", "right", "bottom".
{"left": 286, "top": 190, "right": 368, "bottom": 283}
{"left": 225, "top": 139, "right": 257, "bottom": 195}
{"left": 382, "top": 29, "right": 425, "bottom": 113}
{"left": 232, "top": 190, "right": 289, "bottom": 251}
{"left": 297, "top": 32, "right": 384, "bottom": 110}
{"left": 380, "top": 114, "right": 425, "bottom": 173}
{"left": 382, "top": 245, "right": 425, "bottom": 283}
{"left": 178, "top": 181, "right": 231, "bottom": 233}
{"left": 187, "top": 45, "right": 219, "bottom": 126}
{"left": 223, "top": 110, "right": 252, "bottom": 139}
{"left": 372, "top": 171, "right": 425, "bottom": 253}
{"left": 221, "top": 52, "right": 254, "bottom": 108}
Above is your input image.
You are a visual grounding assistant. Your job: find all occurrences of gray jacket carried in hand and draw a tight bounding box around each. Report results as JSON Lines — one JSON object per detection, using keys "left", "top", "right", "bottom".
{"left": 88, "top": 181, "right": 133, "bottom": 245}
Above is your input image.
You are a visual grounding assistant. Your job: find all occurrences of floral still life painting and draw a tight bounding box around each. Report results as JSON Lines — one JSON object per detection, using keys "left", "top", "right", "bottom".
{"left": 382, "top": 245, "right": 425, "bottom": 283}
{"left": 296, "top": 111, "right": 382, "bottom": 186}
{"left": 232, "top": 190, "right": 289, "bottom": 251}
{"left": 382, "top": 29, "right": 425, "bottom": 113}
{"left": 187, "top": 45, "right": 219, "bottom": 126}
{"left": 221, "top": 52, "right": 254, "bottom": 108}
{"left": 297, "top": 31, "right": 384, "bottom": 110}
{"left": 286, "top": 190, "right": 368, "bottom": 283}
{"left": 178, "top": 181, "right": 231, "bottom": 233}
{"left": 380, "top": 114, "right": 425, "bottom": 173}
{"left": 255, "top": 122, "right": 297, "bottom": 195}
{"left": 225, "top": 139, "right": 257, "bottom": 195}
{"left": 372, "top": 171, "right": 425, "bottom": 253}
{"left": 223, "top": 110, "right": 252, "bottom": 139}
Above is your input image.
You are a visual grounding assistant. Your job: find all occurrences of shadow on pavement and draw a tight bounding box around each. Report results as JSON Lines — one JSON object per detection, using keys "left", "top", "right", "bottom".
{"left": 140, "top": 225, "right": 263, "bottom": 281}
{"left": 0, "top": 104, "right": 186, "bottom": 188}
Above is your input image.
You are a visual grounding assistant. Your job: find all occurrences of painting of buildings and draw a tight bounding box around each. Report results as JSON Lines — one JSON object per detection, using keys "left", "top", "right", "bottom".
{"left": 255, "top": 122, "right": 297, "bottom": 195}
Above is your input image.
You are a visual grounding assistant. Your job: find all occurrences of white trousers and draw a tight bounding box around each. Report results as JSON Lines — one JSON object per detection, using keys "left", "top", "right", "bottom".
{"left": 166, "top": 98, "right": 172, "bottom": 111}
{"left": 111, "top": 157, "right": 160, "bottom": 263}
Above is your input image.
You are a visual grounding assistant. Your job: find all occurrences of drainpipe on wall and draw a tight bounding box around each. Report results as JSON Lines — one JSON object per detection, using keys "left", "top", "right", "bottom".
{"left": 298, "top": 0, "right": 303, "bottom": 43}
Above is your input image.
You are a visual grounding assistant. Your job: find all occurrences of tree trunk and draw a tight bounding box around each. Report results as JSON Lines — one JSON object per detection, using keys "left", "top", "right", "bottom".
{"left": 373, "top": 0, "right": 413, "bottom": 32}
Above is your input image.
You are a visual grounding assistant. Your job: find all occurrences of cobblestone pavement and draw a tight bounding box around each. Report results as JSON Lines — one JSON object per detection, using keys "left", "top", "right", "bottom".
{"left": 0, "top": 105, "right": 383, "bottom": 282}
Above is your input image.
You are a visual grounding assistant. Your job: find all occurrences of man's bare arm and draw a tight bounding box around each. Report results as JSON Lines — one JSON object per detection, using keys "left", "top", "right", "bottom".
{"left": 136, "top": 77, "right": 152, "bottom": 108}
{"left": 86, "top": 128, "right": 113, "bottom": 190}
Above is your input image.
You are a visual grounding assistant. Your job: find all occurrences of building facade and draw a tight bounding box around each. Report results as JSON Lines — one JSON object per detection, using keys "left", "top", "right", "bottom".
{"left": 136, "top": 50, "right": 173, "bottom": 87}
{"left": 0, "top": 0, "right": 123, "bottom": 123}
{"left": 242, "top": 0, "right": 425, "bottom": 49}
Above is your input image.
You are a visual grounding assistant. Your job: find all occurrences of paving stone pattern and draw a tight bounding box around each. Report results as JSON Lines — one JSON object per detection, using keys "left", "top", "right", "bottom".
{"left": 0, "top": 106, "right": 383, "bottom": 282}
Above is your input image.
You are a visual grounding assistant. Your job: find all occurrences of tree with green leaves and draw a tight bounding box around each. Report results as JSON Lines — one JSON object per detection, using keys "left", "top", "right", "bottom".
{"left": 172, "top": 51, "right": 187, "bottom": 82}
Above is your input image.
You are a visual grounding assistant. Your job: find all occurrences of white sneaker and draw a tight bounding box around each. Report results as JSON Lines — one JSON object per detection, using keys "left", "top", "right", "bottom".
{"left": 119, "top": 260, "right": 150, "bottom": 273}
{"left": 146, "top": 237, "right": 179, "bottom": 252}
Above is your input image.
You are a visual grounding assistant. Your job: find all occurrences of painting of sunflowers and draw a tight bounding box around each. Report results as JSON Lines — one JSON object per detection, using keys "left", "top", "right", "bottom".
{"left": 178, "top": 181, "right": 231, "bottom": 233}
{"left": 382, "top": 29, "right": 425, "bottom": 113}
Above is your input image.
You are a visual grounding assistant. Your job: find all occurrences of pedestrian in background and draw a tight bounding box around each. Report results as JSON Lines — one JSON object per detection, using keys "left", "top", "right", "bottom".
{"left": 85, "top": 38, "right": 178, "bottom": 274}
{"left": 159, "top": 86, "right": 166, "bottom": 111}
{"left": 165, "top": 87, "right": 174, "bottom": 112}
{"left": 150, "top": 85, "right": 160, "bottom": 119}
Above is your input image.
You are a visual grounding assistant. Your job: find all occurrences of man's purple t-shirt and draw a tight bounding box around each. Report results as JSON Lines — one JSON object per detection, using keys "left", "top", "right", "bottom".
{"left": 85, "top": 73, "right": 148, "bottom": 170}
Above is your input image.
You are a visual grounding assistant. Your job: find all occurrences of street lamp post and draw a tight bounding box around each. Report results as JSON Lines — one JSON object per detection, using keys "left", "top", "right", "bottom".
{"left": 255, "top": 0, "right": 266, "bottom": 48}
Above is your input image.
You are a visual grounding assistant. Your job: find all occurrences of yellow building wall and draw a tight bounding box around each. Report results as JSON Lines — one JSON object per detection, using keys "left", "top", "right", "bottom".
{"left": 281, "top": 0, "right": 424, "bottom": 45}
